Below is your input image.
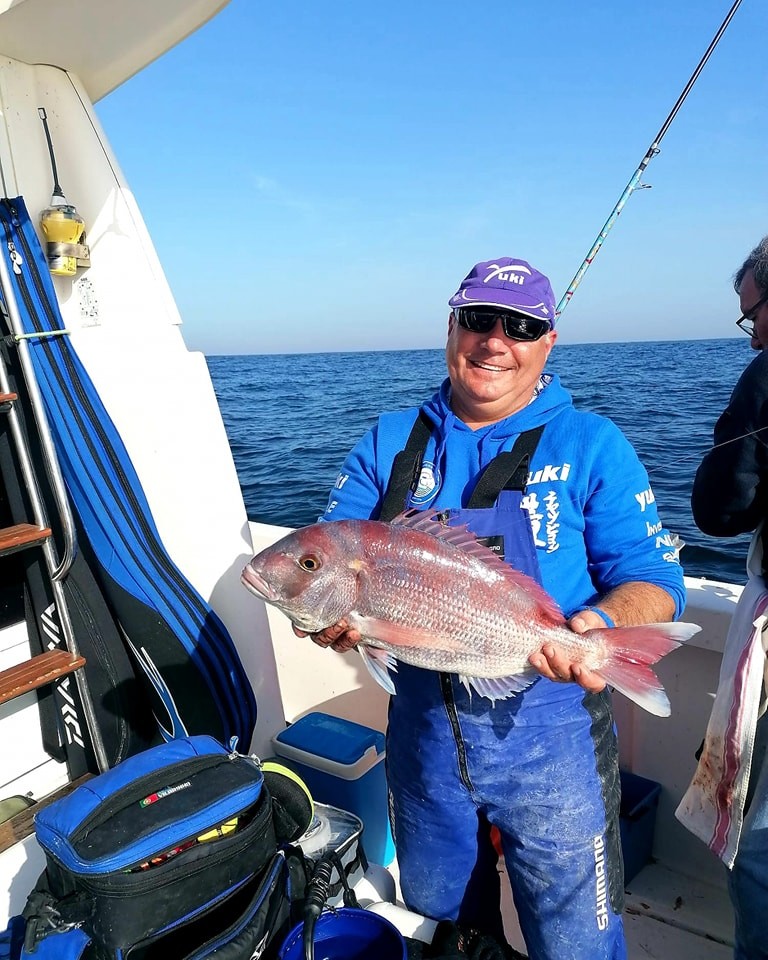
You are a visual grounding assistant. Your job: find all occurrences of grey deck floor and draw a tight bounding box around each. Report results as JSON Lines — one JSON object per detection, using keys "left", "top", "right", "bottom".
{"left": 623, "top": 862, "right": 732, "bottom": 959}
{"left": 498, "top": 859, "right": 734, "bottom": 958}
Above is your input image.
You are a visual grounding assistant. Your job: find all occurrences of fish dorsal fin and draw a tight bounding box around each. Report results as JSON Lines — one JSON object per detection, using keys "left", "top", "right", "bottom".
{"left": 389, "top": 509, "right": 510, "bottom": 565}
{"left": 388, "top": 510, "right": 562, "bottom": 624}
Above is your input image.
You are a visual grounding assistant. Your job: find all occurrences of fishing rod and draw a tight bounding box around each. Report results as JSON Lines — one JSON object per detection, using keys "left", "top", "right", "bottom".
{"left": 556, "top": 0, "right": 744, "bottom": 319}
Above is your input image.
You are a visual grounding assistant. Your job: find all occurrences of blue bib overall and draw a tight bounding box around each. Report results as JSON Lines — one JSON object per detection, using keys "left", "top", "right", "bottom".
{"left": 380, "top": 416, "right": 627, "bottom": 960}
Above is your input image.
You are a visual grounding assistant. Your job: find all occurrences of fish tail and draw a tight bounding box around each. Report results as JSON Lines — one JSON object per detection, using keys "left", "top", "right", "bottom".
{"left": 596, "top": 621, "right": 700, "bottom": 718}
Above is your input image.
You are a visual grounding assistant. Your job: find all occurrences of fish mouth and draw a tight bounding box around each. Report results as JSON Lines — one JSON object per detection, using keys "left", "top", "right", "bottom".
{"left": 241, "top": 565, "right": 278, "bottom": 602}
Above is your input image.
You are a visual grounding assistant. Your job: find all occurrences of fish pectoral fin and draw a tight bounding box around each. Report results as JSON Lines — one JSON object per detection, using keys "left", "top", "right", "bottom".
{"left": 348, "top": 613, "right": 450, "bottom": 650}
{"left": 358, "top": 645, "right": 397, "bottom": 695}
{"left": 461, "top": 670, "right": 537, "bottom": 703}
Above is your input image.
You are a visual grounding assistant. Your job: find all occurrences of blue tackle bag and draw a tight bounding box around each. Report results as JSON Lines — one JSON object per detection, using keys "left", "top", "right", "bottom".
{"left": 20, "top": 736, "right": 306, "bottom": 959}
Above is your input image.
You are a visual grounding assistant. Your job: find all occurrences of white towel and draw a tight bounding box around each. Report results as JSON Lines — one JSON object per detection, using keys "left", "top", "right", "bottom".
{"left": 675, "top": 529, "right": 768, "bottom": 867}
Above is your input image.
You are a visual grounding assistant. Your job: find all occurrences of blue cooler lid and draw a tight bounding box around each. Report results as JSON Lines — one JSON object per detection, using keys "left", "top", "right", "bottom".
{"left": 275, "top": 713, "right": 384, "bottom": 765}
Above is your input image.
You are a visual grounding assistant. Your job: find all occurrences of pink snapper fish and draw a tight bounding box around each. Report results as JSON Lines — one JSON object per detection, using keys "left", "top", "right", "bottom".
{"left": 241, "top": 511, "right": 699, "bottom": 716}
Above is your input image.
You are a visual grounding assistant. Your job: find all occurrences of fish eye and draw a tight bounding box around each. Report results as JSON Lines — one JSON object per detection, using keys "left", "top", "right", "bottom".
{"left": 297, "top": 554, "right": 321, "bottom": 572}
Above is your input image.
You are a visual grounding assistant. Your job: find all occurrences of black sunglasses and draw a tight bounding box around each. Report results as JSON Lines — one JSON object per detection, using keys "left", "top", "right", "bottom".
{"left": 455, "top": 307, "right": 552, "bottom": 342}
{"left": 736, "top": 292, "right": 768, "bottom": 338}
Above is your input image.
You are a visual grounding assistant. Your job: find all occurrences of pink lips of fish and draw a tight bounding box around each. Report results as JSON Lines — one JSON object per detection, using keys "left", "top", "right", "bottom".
{"left": 241, "top": 511, "right": 700, "bottom": 717}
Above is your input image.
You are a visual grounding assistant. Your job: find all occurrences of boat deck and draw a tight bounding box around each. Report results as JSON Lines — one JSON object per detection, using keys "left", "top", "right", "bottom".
{"left": 380, "top": 845, "right": 734, "bottom": 958}
{"left": 497, "top": 859, "right": 733, "bottom": 958}
{"left": 623, "top": 863, "right": 732, "bottom": 959}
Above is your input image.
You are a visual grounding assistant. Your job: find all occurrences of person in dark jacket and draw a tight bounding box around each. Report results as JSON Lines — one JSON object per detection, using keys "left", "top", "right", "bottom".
{"left": 690, "top": 239, "right": 768, "bottom": 544}
{"left": 678, "top": 236, "right": 768, "bottom": 960}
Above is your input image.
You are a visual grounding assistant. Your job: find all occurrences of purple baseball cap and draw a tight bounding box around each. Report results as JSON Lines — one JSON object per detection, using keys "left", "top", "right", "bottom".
{"left": 448, "top": 257, "right": 557, "bottom": 325}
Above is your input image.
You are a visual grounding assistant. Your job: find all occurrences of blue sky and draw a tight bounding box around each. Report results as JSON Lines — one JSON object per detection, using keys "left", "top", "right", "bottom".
{"left": 95, "top": 0, "right": 767, "bottom": 355}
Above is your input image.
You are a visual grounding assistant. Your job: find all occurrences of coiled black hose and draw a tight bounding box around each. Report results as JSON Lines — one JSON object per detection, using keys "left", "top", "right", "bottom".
{"left": 302, "top": 857, "right": 335, "bottom": 960}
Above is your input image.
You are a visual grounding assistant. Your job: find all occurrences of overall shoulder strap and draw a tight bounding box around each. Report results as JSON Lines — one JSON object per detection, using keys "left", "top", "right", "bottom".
{"left": 466, "top": 425, "right": 546, "bottom": 509}
{"left": 379, "top": 409, "right": 433, "bottom": 522}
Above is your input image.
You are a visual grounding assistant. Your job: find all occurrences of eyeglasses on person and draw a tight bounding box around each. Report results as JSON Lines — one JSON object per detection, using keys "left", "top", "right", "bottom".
{"left": 455, "top": 307, "right": 552, "bottom": 342}
{"left": 736, "top": 291, "right": 768, "bottom": 338}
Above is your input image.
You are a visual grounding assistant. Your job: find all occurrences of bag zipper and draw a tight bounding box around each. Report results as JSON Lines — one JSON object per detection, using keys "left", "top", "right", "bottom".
{"left": 42, "top": 751, "right": 263, "bottom": 873}
{"left": 79, "top": 792, "right": 273, "bottom": 896}
{"left": 72, "top": 754, "right": 233, "bottom": 839}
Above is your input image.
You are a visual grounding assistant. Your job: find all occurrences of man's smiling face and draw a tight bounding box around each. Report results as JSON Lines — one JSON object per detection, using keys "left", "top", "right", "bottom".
{"left": 445, "top": 311, "right": 557, "bottom": 429}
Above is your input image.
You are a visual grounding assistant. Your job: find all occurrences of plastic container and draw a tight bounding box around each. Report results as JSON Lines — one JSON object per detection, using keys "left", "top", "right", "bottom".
{"left": 278, "top": 907, "right": 407, "bottom": 960}
{"left": 296, "top": 802, "right": 363, "bottom": 862}
{"left": 619, "top": 770, "right": 662, "bottom": 884}
{"left": 273, "top": 713, "right": 395, "bottom": 865}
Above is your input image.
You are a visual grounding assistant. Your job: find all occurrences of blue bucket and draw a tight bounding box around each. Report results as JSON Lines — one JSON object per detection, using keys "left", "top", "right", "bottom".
{"left": 278, "top": 907, "right": 407, "bottom": 960}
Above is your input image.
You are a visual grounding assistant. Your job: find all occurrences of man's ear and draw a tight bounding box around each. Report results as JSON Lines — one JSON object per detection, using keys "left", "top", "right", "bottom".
{"left": 448, "top": 310, "right": 456, "bottom": 334}
{"left": 543, "top": 328, "right": 558, "bottom": 358}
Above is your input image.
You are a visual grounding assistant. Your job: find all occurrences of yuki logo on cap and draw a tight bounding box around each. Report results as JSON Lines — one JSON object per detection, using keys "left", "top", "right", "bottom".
{"left": 484, "top": 263, "right": 532, "bottom": 286}
{"left": 448, "top": 256, "right": 557, "bottom": 325}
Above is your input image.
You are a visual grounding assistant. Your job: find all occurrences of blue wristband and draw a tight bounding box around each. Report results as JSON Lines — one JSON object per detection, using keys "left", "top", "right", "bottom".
{"left": 584, "top": 605, "right": 615, "bottom": 628}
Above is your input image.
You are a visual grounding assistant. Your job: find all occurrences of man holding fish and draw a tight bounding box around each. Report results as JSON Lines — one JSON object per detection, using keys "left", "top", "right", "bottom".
{"left": 243, "top": 257, "right": 690, "bottom": 959}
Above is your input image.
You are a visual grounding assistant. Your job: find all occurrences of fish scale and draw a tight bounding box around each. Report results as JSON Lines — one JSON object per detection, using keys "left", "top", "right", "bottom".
{"left": 355, "top": 544, "right": 555, "bottom": 671}
{"left": 242, "top": 511, "right": 701, "bottom": 716}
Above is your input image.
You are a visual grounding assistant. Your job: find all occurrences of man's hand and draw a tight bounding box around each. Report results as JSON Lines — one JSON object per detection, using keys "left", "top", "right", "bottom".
{"left": 528, "top": 608, "right": 607, "bottom": 693}
{"left": 292, "top": 620, "right": 361, "bottom": 653}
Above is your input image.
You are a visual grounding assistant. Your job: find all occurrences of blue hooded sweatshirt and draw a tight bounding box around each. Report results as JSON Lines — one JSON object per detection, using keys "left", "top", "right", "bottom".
{"left": 322, "top": 374, "right": 685, "bottom": 619}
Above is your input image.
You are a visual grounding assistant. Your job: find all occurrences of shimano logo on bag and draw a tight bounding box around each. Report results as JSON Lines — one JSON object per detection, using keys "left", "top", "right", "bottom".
{"left": 140, "top": 781, "right": 192, "bottom": 807}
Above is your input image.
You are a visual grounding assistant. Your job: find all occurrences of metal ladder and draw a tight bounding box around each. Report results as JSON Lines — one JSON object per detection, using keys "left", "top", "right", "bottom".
{"left": 0, "top": 245, "right": 108, "bottom": 772}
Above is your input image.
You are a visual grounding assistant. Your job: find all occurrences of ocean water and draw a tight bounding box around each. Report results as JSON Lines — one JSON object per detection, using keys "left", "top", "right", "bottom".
{"left": 207, "top": 338, "right": 754, "bottom": 584}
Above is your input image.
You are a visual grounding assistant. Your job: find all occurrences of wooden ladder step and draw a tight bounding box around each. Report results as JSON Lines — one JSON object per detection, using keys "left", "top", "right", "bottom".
{"left": 0, "top": 649, "right": 86, "bottom": 705}
{"left": 0, "top": 522, "right": 52, "bottom": 557}
{"left": 0, "top": 773, "right": 93, "bottom": 854}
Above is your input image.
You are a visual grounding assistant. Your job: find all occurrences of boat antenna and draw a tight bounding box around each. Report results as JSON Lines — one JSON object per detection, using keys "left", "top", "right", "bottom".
{"left": 38, "top": 107, "right": 66, "bottom": 201}
{"left": 556, "top": 0, "right": 744, "bottom": 319}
